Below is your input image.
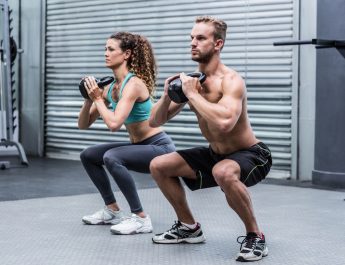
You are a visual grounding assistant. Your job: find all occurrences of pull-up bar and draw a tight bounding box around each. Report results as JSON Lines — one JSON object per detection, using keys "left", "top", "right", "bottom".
{"left": 273, "top": 39, "right": 345, "bottom": 58}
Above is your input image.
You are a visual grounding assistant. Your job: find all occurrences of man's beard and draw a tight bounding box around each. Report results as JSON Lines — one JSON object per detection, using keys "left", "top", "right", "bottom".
{"left": 192, "top": 49, "right": 214, "bottom": 63}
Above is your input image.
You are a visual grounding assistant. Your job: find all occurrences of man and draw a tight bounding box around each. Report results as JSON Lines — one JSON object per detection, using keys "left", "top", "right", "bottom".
{"left": 149, "top": 16, "right": 272, "bottom": 262}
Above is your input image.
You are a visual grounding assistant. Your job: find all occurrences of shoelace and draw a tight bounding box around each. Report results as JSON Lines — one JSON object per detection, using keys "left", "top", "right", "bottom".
{"left": 120, "top": 214, "right": 138, "bottom": 224}
{"left": 169, "top": 221, "right": 183, "bottom": 232}
{"left": 93, "top": 208, "right": 108, "bottom": 218}
{"left": 237, "top": 235, "right": 258, "bottom": 250}
{"left": 100, "top": 207, "right": 116, "bottom": 218}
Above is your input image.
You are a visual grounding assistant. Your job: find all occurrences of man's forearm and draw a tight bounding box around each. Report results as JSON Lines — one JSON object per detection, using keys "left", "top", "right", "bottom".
{"left": 188, "top": 92, "right": 236, "bottom": 132}
{"left": 150, "top": 95, "right": 172, "bottom": 127}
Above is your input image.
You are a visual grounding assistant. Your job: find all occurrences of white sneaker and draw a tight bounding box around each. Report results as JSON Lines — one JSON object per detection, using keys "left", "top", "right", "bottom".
{"left": 82, "top": 207, "right": 124, "bottom": 225}
{"left": 152, "top": 221, "right": 206, "bottom": 244}
{"left": 236, "top": 233, "right": 268, "bottom": 262}
{"left": 110, "top": 214, "right": 153, "bottom": 235}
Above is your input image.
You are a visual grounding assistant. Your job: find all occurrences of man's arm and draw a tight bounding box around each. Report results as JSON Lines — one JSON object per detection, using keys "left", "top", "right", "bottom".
{"left": 149, "top": 75, "right": 186, "bottom": 127}
{"left": 181, "top": 72, "right": 244, "bottom": 133}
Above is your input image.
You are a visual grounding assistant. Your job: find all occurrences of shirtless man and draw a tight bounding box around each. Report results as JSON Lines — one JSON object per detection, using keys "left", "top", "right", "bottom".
{"left": 149, "top": 16, "right": 272, "bottom": 262}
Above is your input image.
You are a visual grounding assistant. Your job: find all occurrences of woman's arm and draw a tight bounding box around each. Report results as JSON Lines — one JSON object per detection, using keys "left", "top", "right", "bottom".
{"left": 77, "top": 99, "right": 99, "bottom": 129}
{"left": 77, "top": 83, "right": 111, "bottom": 129}
{"left": 85, "top": 76, "right": 140, "bottom": 132}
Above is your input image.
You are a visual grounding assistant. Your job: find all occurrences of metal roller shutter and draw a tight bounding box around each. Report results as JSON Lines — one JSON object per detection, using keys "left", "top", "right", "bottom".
{"left": 45, "top": 0, "right": 296, "bottom": 175}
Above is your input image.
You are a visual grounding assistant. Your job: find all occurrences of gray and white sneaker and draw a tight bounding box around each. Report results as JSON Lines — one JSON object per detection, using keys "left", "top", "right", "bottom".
{"left": 152, "top": 221, "right": 206, "bottom": 244}
{"left": 236, "top": 232, "right": 268, "bottom": 262}
{"left": 110, "top": 214, "right": 153, "bottom": 235}
{"left": 82, "top": 207, "right": 124, "bottom": 225}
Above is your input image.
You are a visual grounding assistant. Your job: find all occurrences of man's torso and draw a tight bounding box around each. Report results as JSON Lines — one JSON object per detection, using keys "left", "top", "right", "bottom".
{"left": 189, "top": 67, "right": 258, "bottom": 154}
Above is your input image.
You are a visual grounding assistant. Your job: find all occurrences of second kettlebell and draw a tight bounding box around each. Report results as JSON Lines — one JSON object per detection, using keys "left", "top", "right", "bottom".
{"left": 167, "top": 72, "right": 206, "bottom": 103}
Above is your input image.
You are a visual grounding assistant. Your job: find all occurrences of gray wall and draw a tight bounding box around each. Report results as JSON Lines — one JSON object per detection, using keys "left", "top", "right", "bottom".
{"left": 43, "top": 0, "right": 296, "bottom": 176}
{"left": 297, "top": 0, "right": 317, "bottom": 181}
{"left": 312, "top": 0, "right": 345, "bottom": 187}
{"left": 8, "top": 0, "right": 345, "bottom": 187}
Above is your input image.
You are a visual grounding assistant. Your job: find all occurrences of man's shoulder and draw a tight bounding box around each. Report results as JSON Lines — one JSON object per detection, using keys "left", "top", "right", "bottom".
{"left": 221, "top": 68, "right": 245, "bottom": 91}
{"left": 222, "top": 67, "right": 243, "bottom": 81}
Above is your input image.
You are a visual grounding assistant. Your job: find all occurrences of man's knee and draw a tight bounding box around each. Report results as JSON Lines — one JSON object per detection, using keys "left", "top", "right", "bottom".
{"left": 212, "top": 164, "right": 240, "bottom": 187}
{"left": 150, "top": 155, "right": 167, "bottom": 179}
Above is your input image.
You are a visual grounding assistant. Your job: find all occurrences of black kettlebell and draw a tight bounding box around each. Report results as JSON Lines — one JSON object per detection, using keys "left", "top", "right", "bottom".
{"left": 167, "top": 72, "right": 206, "bottom": 103}
{"left": 79, "top": 76, "right": 115, "bottom": 99}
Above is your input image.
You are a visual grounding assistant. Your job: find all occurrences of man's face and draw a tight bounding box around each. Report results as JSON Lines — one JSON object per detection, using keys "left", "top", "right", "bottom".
{"left": 190, "top": 22, "right": 217, "bottom": 63}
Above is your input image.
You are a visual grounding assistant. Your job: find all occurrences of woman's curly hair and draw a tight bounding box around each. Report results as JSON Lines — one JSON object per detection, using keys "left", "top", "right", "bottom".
{"left": 110, "top": 32, "right": 157, "bottom": 97}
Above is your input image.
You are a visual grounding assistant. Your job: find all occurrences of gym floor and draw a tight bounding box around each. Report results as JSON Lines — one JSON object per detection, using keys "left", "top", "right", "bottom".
{"left": 0, "top": 156, "right": 344, "bottom": 265}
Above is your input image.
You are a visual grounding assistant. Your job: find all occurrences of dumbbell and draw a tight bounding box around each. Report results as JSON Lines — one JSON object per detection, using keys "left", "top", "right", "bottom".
{"left": 79, "top": 76, "right": 115, "bottom": 99}
{"left": 167, "top": 72, "right": 206, "bottom": 103}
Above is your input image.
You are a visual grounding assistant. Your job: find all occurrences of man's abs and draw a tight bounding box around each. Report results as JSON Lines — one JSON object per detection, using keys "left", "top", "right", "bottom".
{"left": 198, "top": 118, "right": 258, "bottom": 155}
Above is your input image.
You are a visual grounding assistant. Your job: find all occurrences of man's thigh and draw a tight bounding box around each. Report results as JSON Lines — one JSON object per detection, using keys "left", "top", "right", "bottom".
{"left": 177, "top": 147, "right": 218, "bottom": 190}
{"left": 152, "top": 152, "right": 197, "bottom": 179}
{"left": 225, "top": 144, "right": 272, "bottom": 187}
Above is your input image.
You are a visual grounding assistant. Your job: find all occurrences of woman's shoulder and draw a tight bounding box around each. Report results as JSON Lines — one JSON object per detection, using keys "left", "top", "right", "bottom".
{"left": 122, "top": 75, "right": 148, "bottom": 100}
{"left": 127, "top": 75, "right": 146, "bottom": 89}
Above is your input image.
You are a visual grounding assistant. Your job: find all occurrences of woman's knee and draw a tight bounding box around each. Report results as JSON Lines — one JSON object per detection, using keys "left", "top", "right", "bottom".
{"left": 103, "top": 150, "right": 121, "bottom": 168}
{"left": 80, "top": 147, "right": 95, "bottom": 163}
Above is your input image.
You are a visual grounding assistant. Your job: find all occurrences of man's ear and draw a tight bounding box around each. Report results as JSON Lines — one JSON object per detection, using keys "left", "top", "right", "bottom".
{"left": 214, "top": 39, "right": 224, "bottom": 51}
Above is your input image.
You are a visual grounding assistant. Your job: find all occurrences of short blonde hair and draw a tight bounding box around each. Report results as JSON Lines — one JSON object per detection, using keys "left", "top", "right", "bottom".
{"left": 195, "top": 16, "right": 227, "bottom": 42}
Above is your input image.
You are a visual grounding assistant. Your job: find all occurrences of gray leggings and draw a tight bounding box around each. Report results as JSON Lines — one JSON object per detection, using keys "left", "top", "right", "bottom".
{"left": 80, "top": 132, "right": 175, "bottom": 213}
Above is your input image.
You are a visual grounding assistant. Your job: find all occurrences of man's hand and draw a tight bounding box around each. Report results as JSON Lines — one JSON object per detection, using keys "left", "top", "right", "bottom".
{"left": 180, "top": 72, "right": 201, "bottom": 98}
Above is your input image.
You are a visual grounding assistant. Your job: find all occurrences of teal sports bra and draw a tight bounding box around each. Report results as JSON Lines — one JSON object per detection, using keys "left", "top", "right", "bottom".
{"left": 107, "top": 72, "right": 152, "bottom": 125}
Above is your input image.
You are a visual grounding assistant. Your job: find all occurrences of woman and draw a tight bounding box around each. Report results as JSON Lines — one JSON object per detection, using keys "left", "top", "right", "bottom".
{"left": 78, "top": 32, "right": 175, "bottom": 235}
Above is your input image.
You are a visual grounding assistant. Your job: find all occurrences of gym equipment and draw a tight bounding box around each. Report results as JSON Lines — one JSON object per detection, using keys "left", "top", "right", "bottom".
{"left": 168, "top": 72, "right": 206, "bottom": 103}
{"left": 0, "top": 37, "right": 17, "bottom": 62}
{"left": 0, "top": 0, "right": 28, "bottom": 168}
{"left": 273, "top": 39, "right": 345, "bottom": 58}
{"left": 9, "top": 36, "right": 17, "bottom": 62}
{"left": 79, "top": 76, "right": 115, "bottom": 99}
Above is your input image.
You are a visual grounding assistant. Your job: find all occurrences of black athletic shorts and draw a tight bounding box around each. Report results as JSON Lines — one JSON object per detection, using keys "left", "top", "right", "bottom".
{"left": 177, "top": 142, "right": 272, "bottom": 191}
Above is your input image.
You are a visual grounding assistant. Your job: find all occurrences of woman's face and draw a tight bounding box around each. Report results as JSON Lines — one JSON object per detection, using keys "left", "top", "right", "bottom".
{"left": 104, "top": 38, "right": 130, "bottom": 69}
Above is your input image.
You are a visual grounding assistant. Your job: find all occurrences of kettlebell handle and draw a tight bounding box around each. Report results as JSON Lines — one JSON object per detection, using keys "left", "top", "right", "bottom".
{"left": 167, "top": 72, "right": 206, "bottom": 104}
{"left": 78, "top": 76, "right": 115, "bottom": 99}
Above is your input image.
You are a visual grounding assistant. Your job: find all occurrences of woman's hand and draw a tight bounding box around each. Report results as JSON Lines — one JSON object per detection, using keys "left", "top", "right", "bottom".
{"left": 84, "top": 76, "right": 103, "bottom": 101}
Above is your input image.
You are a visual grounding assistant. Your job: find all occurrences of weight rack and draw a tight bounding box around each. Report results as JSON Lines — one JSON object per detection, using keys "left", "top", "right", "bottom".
{"left": 0, "top": 0, "right": 28, "bottom": 168}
